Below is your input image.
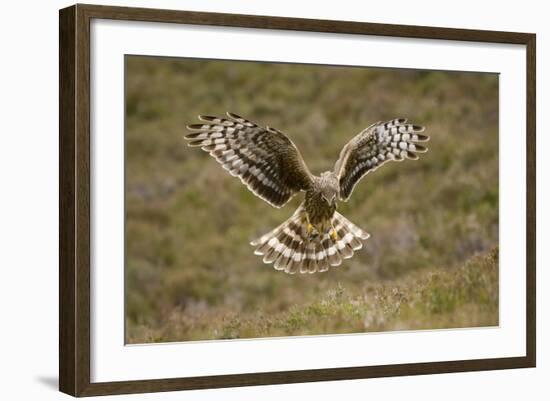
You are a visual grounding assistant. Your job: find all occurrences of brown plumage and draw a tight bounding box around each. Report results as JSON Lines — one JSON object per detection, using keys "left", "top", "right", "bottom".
{"left": 185, "top": 113, "right": 429, "bottom": 274}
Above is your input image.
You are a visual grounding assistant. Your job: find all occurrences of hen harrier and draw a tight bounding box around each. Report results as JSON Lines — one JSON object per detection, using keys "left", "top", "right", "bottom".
{"left": 185, "top": 113, "right": 429, "bottom": 274}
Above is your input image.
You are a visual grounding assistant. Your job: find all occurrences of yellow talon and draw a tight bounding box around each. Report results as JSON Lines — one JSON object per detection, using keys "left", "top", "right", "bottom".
{"left": 330, "top": 229, "right": 339, "bottom": 241}
{"left": 307, "top": 223, "right": 314, "bottom": 234}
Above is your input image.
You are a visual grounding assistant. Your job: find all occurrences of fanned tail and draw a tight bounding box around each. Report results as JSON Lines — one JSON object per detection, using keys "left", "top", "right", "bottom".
{"left": 251, "top": 206, "right": 370, "bottom": 274}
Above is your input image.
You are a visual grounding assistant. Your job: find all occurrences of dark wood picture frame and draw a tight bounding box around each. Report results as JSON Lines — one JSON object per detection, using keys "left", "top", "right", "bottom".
{"left": 59, "top": 3, "right": 536, "bottom": 397}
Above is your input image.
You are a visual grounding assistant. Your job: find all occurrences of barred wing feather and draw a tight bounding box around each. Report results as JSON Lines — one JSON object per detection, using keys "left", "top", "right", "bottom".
{"left": 185, "top": 113, "right": 313, "bottom": 208}
{"left": 334, "top": 118, "right": 429, "bottom": 201}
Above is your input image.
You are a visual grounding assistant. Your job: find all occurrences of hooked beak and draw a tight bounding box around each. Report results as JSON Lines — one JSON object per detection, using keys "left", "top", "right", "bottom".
{"left": 323, "top": 195, "right": 336, "bottom": 205}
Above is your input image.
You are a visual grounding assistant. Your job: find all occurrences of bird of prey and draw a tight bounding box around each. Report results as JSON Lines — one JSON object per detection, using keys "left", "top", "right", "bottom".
{"left": 185, "top": 113, "right": 429, "bottom": 274}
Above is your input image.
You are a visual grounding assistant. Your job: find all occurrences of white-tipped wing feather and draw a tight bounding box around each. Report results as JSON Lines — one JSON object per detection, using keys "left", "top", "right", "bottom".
{"left": 334, "top": 118, "right": 429, "bottom": 201}
{"left": 185, "top": 113, "right": 314, "bottom": 208}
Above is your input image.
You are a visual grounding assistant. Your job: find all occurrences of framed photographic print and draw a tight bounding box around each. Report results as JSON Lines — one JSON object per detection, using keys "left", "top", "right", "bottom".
{"left": 59, "top": 3, "right": 536, "bottom": 397}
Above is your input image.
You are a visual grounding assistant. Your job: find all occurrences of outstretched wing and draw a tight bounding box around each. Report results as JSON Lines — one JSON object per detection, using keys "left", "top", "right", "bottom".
{"left": 185, "top": 113, "right": 313, "bottom": 208}
{"left": 334, "top": 118, "right": 429, "bottom": 201}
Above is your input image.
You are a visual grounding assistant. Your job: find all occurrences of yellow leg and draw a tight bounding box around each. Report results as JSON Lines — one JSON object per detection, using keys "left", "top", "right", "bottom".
{"left": 304, "top": 215, "right": 314, "bottom": 236}
{"left": 330, "top": 225, "right": 339, "bottom": 241}
{"left": 307, "top": 223, "right": 314, "bottom": 235}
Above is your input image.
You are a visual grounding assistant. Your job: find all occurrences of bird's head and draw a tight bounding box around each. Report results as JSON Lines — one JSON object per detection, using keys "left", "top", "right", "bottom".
{"left": 319, "top": 171, "right": 339, "bottom": 206}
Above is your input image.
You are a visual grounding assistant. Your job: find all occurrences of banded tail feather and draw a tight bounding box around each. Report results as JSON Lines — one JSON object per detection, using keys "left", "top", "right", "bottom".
{"left": 251, "top": 206, "right": 370, "bottom": 274}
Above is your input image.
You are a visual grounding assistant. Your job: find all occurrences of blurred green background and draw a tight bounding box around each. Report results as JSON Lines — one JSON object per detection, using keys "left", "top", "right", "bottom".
{"left": 125, "top": 56, "right": 499, "bottom": 343}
